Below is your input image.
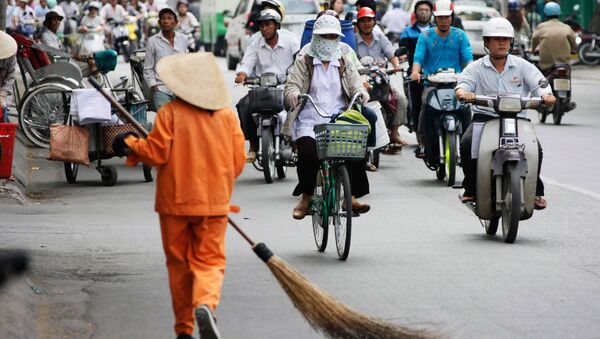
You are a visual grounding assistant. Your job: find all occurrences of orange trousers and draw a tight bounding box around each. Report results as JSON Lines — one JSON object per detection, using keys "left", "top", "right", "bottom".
{"left": 159, "top": 214, "right": 228, "bottom": 336}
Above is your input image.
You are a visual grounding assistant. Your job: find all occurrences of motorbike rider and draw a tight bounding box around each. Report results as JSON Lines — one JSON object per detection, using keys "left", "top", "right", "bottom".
{"left": 380, "top": 0, "right": 411, "bottom": 42}
{"left": 506, "top": 0, "right": 531, "bottom": 40}
{"left": 356, "top": 6, "right": 409, "bottom": 148}
{"left": 144, "top": 7, "right": 188, "bottom": 110}
{"left": 100, "top": 0, "right": 127, "bottom": 46}
{"left": 455, "top": 17, "right": 554, "bottom": 210}
{"left": 177, "top": 0, "right": 200, "bottom": 51}
{"left": 399, "top": 0, "right": 434, "bottom": 133}
{"left": 411, "top": 0, "right": 473, "bottom": 158}
{"left": 234, "top": 9, "right": 300, "bottom": 163}
{"left": 246, "top": 0, "right": 297, "bottom": 47}
{"left": 531, "top": 2, "right": 577, "bottom": 73}
{"left": 283, "top": 14, "right": 371, "bottom": 219}
{"left": 78, "top": 1, "right": 104, "bottom": 34}
{"left": 10, "top": 0, "right": 37, "bottom": 37}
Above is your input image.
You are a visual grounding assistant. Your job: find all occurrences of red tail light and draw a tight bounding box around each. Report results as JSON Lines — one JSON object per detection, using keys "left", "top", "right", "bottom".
{"left": 555, "top": 68, "right": 570, "bottom": 77}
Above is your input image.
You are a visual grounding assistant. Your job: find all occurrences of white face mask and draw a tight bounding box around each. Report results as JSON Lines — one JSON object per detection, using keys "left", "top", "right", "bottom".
{"left": 308, "top": 35, "right": 342, "bottom": 61}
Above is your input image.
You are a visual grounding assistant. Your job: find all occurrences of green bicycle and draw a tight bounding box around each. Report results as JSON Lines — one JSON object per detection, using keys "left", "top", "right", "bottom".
{"left": 300, "top": 93, "right": 369, "bottom": 260}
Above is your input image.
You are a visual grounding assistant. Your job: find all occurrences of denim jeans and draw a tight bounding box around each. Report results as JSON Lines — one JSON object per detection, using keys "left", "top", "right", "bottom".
{"left": 153, "top": 91, "right": 174, "bottom": 111}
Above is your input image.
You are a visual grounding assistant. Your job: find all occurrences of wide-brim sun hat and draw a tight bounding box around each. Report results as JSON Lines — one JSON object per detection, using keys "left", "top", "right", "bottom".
{"left": 312, "top": 14, "right": 345, "bottom": 37}
{"left": 157, "top": 53, "right": 231, "bottom": 110}
{"left": 0, "top": 30, "right": 18, "bottom": 59}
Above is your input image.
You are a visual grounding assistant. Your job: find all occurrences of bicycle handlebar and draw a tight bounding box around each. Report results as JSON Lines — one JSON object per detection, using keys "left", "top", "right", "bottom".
{"left": 298, "top": 92, "right": 362, "bottom": 119}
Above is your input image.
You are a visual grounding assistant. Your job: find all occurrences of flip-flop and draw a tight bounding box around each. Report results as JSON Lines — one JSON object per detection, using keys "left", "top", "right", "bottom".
{"left": 365, "top": 163, "right": 378, "bottom": 172}
{"left": 534, "top": 196, "right": 547, "bottom": 210}
{"left": 245, "top": 151, "right": 256, "bottom": 163}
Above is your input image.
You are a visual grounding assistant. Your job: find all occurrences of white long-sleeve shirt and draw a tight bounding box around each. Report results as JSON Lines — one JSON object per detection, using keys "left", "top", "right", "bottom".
{"left": 143, "top": 31, "right": 188, "bottom": 95}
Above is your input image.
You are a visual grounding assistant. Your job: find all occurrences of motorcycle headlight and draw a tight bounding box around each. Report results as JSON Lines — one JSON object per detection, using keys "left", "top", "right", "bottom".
{"left": 576, "top": 36, "right": 582, "bottom": 45}
{"left": 260, "top": 74, "right": 278, "bottom": 87}
{"left": 498, "top": 97, "right": 521, "bottom": 113}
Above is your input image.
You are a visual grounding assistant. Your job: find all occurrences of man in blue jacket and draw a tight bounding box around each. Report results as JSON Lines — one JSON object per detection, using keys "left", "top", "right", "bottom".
{"left": 410, "top": 0, "right": 472, "bottom": 158}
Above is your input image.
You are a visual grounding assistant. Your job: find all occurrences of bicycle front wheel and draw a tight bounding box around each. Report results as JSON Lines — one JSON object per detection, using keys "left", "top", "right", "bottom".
{"left": 334, "top": 165, "right": 352, "bottom": 260}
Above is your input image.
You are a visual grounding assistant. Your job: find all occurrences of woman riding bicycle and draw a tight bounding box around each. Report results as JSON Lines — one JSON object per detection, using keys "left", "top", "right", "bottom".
{"left": 283, "top": 15, "right": 372, "bottom": 220}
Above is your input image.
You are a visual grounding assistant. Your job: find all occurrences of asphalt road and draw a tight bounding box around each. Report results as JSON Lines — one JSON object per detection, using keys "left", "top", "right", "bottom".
{"left": 1, "top": 58, "right": 600, "bottom": 339}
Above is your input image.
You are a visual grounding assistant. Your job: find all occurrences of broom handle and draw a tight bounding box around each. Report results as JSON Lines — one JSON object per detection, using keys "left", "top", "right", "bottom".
{"left": 88, "top": 77, "right": 150, "bottom": 138}
{"left": 227, "top": 217, "right": 256, "bottom": 247}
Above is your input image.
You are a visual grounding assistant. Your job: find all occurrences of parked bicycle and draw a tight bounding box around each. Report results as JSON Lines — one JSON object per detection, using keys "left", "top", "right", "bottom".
{"left": 299, "top": 93, "right": 368, "bottom": 261}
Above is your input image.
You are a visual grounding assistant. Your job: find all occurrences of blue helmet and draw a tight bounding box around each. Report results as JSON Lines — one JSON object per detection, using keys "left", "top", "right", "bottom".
{"left": 508, "top": 0, "right": 520, "bottom": 12}
{"left": 544, "top": 2, "right": 561, "bottom": 17}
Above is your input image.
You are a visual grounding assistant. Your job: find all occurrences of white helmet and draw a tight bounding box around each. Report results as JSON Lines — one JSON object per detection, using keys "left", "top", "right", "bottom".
{"left": 482, "top": 17, "right": 514, "bottom": 38}
{"left": 258, "top": 9, "right": 282, "bottom": 25}
{"left": 312, "top": 13, "right": 344, "bottom": 37}
{"left": 433, "top": 0, "right": 453, "bottom": 16}
{"left": 88, "top": 1, "right": 101, "bottom": 10}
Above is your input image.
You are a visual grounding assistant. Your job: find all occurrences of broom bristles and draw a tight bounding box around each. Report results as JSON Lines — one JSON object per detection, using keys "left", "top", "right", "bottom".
{"left": 265, "top": 255, "right": 439, "bottom": 339}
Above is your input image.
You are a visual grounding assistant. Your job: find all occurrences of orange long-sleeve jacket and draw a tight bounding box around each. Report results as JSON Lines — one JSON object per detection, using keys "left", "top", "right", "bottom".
{"left": 124, "top": 99, "right": 246, "bottom": 216}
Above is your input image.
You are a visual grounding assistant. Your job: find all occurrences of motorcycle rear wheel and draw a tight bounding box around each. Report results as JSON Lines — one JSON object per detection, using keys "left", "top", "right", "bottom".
{"left": 552, "top": 98, "right": 564, "bottom": 125}
{"left": 578, "top": 41, "right": 600, "bottom": 66}
{"left": 502, "top": 163, "right": 521, "bottom": 243}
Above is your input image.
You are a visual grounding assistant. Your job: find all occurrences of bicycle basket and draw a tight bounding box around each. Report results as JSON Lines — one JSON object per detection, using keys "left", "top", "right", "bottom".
{"left": 248, "top": 87, "right": 284, "bottom": 114}
{"left": 94, "top": 50, "right": 118, "bottom": 74}
{"left": 314, "top": 123, "right": 368, "bottom": 160}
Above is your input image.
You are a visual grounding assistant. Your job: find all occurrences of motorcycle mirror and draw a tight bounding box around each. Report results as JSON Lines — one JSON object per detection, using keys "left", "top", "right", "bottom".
{"left": 394, "top": 46, "right": 407, "bottom": 57}
{"left": 538, "top": 79, "right": 549, "bottom": 88}
{"left": 360, "top": 56, "right": 374, "bottom": 67}
{"left": 573, "top": 4, "right": 580, "bottom": 11}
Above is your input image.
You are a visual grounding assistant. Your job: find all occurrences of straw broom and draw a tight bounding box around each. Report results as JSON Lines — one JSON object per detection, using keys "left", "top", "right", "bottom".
{"left": 89, "top": 78, "right": 438, "bottom": 339}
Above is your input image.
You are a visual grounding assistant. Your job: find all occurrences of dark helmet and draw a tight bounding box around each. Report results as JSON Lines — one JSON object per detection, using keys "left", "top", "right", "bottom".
{"left": 508, "top": 0, "right": 520, "bottom": 12}
{"left": 345, "top": 10, "right": 358, "bottom": 24}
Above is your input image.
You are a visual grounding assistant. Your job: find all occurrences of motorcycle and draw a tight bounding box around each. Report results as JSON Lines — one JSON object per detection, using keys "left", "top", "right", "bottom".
{"left": 358, "top": 56, "right": 402, "bottom": 168}
{"left": 179, "top": 26, "right": 200, "bottom": 52}
{"left": 578, "top": 34, "right": 600, "bottom": 66}
{"left": 80, "top": 25, "right": 106, "bottom": 54}
{"left": 109, "top": 19, "right": 132, "bottom": 62}
{"left": 244, "top": 73, "right": 295, "bottom": 183}
{"left": 419, "top": 69, "right": 470, "bottom": 186}
{"left": 539, "top": 63, "right": 575, "bottom": 125}
{"left": 146, "top": 11, "right": 160, "bottom": 40}
{"left": 459, "top": 80, "right": 548, "bottom": 243}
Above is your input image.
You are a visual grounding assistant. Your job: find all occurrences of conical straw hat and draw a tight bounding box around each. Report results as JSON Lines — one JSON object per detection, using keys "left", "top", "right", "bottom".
{"left": 0, "top": 30, "right": 18, "bottom": 59}
{"left": 157, "top": 52, "right": 231, "bottom": 110}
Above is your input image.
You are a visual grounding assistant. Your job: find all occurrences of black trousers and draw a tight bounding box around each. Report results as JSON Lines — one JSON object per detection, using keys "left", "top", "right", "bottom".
{"left": 460, "top": 114, "right": 545, "bottom": 197}
{"left": 408, "top": 81, "right": 424, "bottom": 132}
{"left": 293, "top": 137, "right": 370, "bottom": 198}
{"left": 235, "top": 94, "right": 259, "bottom": 145}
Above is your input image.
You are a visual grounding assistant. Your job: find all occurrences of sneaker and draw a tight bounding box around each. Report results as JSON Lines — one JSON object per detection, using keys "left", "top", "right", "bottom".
{"left": 195, "top": 305, "right": 221, "bottom": 339}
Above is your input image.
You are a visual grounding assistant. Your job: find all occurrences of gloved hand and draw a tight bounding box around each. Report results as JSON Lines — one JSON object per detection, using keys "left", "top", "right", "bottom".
{"left": 112, "top": 132, "right": 139, "bottom": 157}
{"left": 287, "top": 94, "right": 299, "bottom": 109}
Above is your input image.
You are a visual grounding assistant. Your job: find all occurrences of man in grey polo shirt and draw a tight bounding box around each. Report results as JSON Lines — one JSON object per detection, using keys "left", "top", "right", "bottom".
{"left": 455, "top": 18, "right": 555, "bottom": 210}
{"left": 356, "top": 6, "right": 408, "bottom": 147}
{"left": 143, "top": 7, "right": 188, "bottom": 110}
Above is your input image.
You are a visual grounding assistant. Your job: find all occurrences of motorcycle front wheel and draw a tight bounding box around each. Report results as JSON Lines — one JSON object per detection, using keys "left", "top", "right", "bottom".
{"left": 261, "top": 127, "right": 276, "bottom": 183}
{"left": 502, "top": 163, "right": 522, "bottom": 243}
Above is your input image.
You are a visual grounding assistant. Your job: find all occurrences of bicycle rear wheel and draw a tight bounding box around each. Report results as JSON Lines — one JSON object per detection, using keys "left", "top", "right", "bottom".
{"left": 312, "top": 170, "right": 328, "bottom": 252}
{"left": 334, "top": 166, "right": 352, "bottom": 260}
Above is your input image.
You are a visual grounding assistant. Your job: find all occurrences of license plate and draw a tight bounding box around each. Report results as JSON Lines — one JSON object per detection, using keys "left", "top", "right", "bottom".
{"left": 553, "top": 79, "right": 570, "bottom": 91}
